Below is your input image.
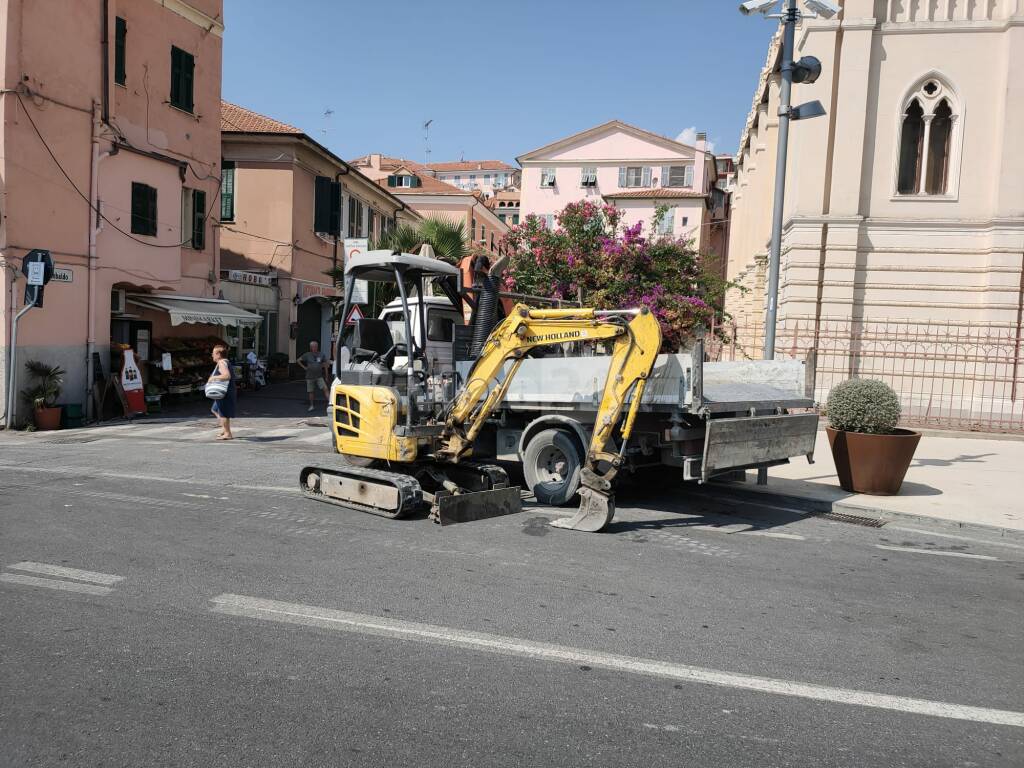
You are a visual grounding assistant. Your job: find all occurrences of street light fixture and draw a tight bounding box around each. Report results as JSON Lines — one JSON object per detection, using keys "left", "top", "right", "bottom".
{"left": 740, "top": 0, "right": 832, "bottom": 359}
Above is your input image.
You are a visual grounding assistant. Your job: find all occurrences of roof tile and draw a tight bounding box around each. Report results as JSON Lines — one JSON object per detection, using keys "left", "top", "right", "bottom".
{"left": 221, "top": 101, "right": 303, "bottom": 134}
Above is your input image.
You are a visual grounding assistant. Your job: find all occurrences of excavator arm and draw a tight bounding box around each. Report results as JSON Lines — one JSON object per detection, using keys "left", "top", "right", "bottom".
{"left": 435, "top": 303, "right": 662, "bottom": 531}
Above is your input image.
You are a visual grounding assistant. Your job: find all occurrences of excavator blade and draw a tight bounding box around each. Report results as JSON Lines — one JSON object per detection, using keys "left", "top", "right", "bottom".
{"left": 550, "top": 486, "right": 615, "bottom": 532}
{"left": 431, "top": 486, "right": 522, "bottom": 525}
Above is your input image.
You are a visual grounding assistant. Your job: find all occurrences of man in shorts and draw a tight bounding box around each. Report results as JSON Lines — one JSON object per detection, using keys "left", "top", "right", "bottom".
{"left": 298, "top": 340, "right": 330, "bottom": 412}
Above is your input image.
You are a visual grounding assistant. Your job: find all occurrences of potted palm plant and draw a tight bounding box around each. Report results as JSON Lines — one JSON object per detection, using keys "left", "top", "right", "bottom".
{"left": 21, "top": 360, "right": 65, "bottom": 431}
{"left": 825, "top": 378, "right": 920, "bottom": 495}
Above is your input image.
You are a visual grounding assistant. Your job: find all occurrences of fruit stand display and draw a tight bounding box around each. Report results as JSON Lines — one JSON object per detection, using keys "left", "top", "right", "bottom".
{"left": 148, "top": 336, "right": 224, "bottom": 397}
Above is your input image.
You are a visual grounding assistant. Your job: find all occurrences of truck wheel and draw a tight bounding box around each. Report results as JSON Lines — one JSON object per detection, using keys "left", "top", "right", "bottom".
{"left": 523, "top": 429, "right": 583, "bottom": 506}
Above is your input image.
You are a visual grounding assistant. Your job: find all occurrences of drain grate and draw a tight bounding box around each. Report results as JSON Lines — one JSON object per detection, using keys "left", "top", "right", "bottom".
{"left": 45, "top": 436, "right": 100, "bottom": 445}
{"left": 814, "top": 511, "right": 886, "bottom": 528}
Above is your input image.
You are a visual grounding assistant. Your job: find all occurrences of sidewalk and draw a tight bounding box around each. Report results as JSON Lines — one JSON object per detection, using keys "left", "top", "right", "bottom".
{"left": 736, "top": 430, "right": 1024, "bottom": 535}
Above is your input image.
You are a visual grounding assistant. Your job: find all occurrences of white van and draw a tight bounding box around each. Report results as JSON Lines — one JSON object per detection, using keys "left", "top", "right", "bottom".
{"left": 378, "top": 296, "right": 465, "bottom": 372}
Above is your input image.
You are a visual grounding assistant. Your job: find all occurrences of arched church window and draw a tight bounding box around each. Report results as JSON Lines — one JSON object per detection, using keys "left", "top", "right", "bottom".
{"left": 895, "top": 78, "right": 960, "bottom": 197}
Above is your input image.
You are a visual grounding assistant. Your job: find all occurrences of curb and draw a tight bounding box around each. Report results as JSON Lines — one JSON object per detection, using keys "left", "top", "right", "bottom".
{"left": 695, "top": 484, "right": 1024, "bottom": 542}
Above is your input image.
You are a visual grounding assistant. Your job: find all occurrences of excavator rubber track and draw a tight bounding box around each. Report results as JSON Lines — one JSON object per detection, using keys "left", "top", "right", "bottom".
{"left": 299, "top": 465, "right": 423, "bottom": 519}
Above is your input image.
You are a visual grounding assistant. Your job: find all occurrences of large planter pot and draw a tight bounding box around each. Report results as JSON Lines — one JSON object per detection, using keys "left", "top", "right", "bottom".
{"left": 33, "top": 405, "right": 63, "bottom": 431}
{"left": 826, "top": 426, "right": 921, "bottom": 495}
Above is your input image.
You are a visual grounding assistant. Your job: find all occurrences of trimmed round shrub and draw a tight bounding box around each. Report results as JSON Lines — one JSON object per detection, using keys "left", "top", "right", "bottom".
{"left": 825, "top": 378, "right": 901, "bottom": 434}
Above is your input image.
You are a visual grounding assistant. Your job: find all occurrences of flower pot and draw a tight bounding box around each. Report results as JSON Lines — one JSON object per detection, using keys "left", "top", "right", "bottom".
{"left": 826, "top": 427, "right": 921, "bottom": 495}
{"left": 33, "top": 405, "right": 63, "bottom": 431}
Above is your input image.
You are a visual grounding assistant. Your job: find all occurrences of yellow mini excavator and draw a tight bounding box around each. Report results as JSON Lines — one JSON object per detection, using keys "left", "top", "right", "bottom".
{"left": 299, "top": 249, "right": 661, "bottom": 532}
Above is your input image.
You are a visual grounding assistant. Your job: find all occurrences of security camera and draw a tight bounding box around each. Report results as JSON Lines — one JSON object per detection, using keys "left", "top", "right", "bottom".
{"left": 739, "top": 0, "right": 778, "bottom": 15}
{"left": 803, "top": 0, "right": 840, "bottom": 18}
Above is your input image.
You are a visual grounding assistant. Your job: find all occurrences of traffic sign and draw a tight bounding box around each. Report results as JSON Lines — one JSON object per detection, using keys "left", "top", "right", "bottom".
{"left": 344, "top": 304, "right": 365, "bottom": 326}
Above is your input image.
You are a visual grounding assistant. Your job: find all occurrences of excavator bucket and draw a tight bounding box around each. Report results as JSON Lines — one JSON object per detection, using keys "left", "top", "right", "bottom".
{"left": 550, "top": 486, "right": 615, "bottom": 533}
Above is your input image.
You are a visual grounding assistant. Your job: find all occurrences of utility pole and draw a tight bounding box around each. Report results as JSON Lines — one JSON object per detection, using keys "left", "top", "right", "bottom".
{"left": 763, "top": 0, "right": 797, "bottom": 360}
{"left": 739, "top": 0, "right": 831, "bottom": 358}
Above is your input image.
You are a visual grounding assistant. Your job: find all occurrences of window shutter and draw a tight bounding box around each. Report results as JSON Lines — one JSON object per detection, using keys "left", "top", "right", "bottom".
{"left": 114, "top": 17, "right": 127, "bottom": 85}
{"left": 642, "top": 167, "right": 652, "bottom": 188}
{"left": 412, "top": 175, "right": 421, "bottom": 188}
{"left": 170, "top": 48, "right": 180, "bottom": 103}
{"left": 684, "top": 164, "right": 694, "bottom": 188}
{"left": 314, "top": 175, "right": 332, "bottom": 233}
{"left": 220, "top": 162, "right": 235, "bottom": 221}
{"left": 182, "top": 51, "right": 194, "bottom": 112}
{"left": 329, "top": 180, "right": 342, "bottom": 236}
{"left": 146, "top": 185, "right": 158, "bottom": 236}
{"left": 618, "top": 167, "right": 626, "bottom": 187}
{"left": 387, "top": 175, "right": 397, "bottom": 187}
{"left": 192, "top": 189, "right": 206, "bottom": 249}
{"left": 661, "top": 166, "right": 670, "bottom": 187}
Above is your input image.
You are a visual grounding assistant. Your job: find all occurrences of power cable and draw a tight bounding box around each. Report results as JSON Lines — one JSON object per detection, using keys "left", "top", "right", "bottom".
{"left": 16, "top": 91, "right": 221, "bottom": 249}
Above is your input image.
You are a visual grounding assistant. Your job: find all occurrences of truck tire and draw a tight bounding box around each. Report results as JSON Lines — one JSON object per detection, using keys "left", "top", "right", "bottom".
{"left": 523, "top": 428, "right": 583, "bottom": 506}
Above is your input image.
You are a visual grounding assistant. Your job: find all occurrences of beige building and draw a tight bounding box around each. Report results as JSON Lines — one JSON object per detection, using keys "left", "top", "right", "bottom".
{"left": 1, "top": 0, "right": 229, "bottom": 421}
{"left": 724, "top": 2, "right": 1024, "bottom": 429}
{"left": 220, "top": 103, "right": 414, "bottom": 362}
{"left": 350, "top": 154, "right": 509, "bottom": 256}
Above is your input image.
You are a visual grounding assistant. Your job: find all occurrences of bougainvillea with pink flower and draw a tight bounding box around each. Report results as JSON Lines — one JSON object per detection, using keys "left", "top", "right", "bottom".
{"left": 501, "top": 202, "right": 731, "bottom": 350}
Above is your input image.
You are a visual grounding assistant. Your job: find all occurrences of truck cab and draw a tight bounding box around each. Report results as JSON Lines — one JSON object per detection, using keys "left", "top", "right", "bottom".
{"left": 378, "top": 296, "right": 465, "bottom": 373}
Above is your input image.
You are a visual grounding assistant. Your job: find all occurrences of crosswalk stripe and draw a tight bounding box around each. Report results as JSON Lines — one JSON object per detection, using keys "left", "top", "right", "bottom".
{"left": 6, "top": 561, "right": 124, "bottom": 585}
{"left": 1, "top": 573, "right": 113, "bottom": 596}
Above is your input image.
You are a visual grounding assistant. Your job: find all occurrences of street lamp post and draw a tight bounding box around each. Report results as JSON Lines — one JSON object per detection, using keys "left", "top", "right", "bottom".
{"left": 739, "top": 0, "right": 833, "bottom": 358}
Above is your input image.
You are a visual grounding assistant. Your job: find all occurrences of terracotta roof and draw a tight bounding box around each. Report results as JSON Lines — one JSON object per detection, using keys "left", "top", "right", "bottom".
{"left": 349, "top": 155, "right": 427, "bottom": 171}
{"left": 425, "top": 160, "right": 516, "bottom": 173}
{"left": 518, "top": 120, "right": 698, "bottom": 164}
{"left": 602, "top": 189, "right": 706, "bottom": 200}
{"left": 221, "top": 101, "right": 303, "bottom": 134}
{"left": 374, "top": 173, "right": 471, "bottom": 196}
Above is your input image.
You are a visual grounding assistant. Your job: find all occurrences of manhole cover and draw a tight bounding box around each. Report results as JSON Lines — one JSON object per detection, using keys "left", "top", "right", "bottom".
{"left": 815, "top": 511, "right": 886, "bottom": 527}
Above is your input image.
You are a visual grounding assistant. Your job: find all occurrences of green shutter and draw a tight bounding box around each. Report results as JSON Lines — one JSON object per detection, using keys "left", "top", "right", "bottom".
{"left": 220, "top": 162, "right": 235, "bottom": 221}
{"left": 114, "top": 17, "right": 127, "bottom": 85}
{"left": 192, "top": 189, "right": 206, "bottom": 249}
{"left": 170, "top": 46, "right": 194, "bottom": 112}
{"left": 314, "top": 176, "right": 332, "bottom": 233}
{"left": 329, "top": 180, "right": 342, "bottom": 236}
{"left": 387, "top": 175, "right": 397, "bottom": 187}
{"left": 411, "top": 175, "right": 421, "bottom": 188}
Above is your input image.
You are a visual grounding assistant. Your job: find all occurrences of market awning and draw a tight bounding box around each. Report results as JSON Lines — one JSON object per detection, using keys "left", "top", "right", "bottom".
{"left": 127, "top": 294, "right": 263, "bottom": 326}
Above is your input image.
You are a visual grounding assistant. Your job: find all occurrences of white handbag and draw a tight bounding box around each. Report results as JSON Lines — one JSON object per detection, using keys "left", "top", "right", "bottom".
{"left": 205, "top": 379, "right": 229, "bottom": 400}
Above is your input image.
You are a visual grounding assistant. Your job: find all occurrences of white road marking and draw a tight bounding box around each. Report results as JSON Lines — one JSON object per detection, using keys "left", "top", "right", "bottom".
{"left": 210, "top": 593, "right": 1024, "bottom": 729}
{"left": 886, "top": 526, "right": 1024, "bottom": 552}
{"left": 874, "top": 545, "right": 999, "bottom": 561}
{"left": 6, "top": 561, "right": 124, "bottom": 585}
{"left": 1, "top": 573, "right": 113, "bottom": 595}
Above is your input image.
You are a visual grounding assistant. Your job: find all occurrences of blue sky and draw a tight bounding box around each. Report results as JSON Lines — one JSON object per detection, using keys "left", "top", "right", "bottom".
{"left": 222, "top": 0, "right": 777, "bottom": 164}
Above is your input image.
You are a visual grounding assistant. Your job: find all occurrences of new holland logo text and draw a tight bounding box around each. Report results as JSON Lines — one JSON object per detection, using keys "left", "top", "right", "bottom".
{"left": 526, "top": 330, "right": 582, "bottom": 342}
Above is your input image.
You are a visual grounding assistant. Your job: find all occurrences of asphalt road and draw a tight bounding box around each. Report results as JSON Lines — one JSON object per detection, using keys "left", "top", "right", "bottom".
{"left": 1, "top": 419, "right": 1022, "bottom": 767}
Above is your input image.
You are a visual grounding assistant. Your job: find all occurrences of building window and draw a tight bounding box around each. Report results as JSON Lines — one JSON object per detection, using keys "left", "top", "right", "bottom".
{"left": 540, "top": 168, "right": 556, "bottom": 188}
{"left": 543, "top": 214, "right": 555, "bottom": 229}
{"left": 131, "top": 182, "right": 157, "bottom": 236}
{"left": 512, "top": 214, "right": 519, "bottom": 225}
{"left": 220, "top": 161, "right": 235, "bottom": 221}
{"left": 114, "top": 17, "right": 127, "bottom": 86}
{"left": 169, "top": 46, "right": 194, "bottom": 113}
{"left": 896, "top": 79, "right": 958, "bottom": 196}
{"left": 661, "top": 165, "right": 693, "bottom": 188}
{"left": 181, "top": 188, "right": 206, "bottom": 249}
{"left": 498, "top": 214, "right": 506, "bottom": 224}
{"left": 471, "top": 217, "right": 477, "bottom": 241}
{"left": 454, "top": 175, "right": 461, "bottom": 186}
{"left": 496, "top": 173, "right": 507, "bottom": 188}
{"left": 580, "top": 167, "right": 597, "bottom": 187}
{"left": 484, "top": 174, "right": 491, "bottom": 186}
{"left": 490, "top": 233, "right": 495, "bottom": 251}
{"left": 348, "top": 196, "right": 359, "bottom": 237}
{"left": 897, "top": 100, "right": 925, "bottom": 195}
{"left": 657, "top": 208, "right": 674, "bottom": 235}
{"left": 619, "top": 166, "right": 651, "bottom": 188}
{"left": 367, "top": 210, "right": 376, "bottom": 241}
{"left": 314, "top": 176, "right": 341, "bottom": 236}
{"left": 480, "top": 224, "right": 486, "bottom": 244}
{"left": 387, "top": 174, "right": 420, "bottom": 188}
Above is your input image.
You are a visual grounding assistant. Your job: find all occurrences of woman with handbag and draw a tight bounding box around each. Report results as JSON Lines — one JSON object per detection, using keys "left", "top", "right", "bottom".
{"left": 206, "top": 343, "right": 236, "bottom": 441}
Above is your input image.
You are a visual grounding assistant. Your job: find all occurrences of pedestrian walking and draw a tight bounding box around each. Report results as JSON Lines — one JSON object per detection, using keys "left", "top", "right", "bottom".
{"left": 208, "top": 343, "right": 236, "bottom": 440}
{"left": 298, "top": 340, "right": 331, "bottom": 412}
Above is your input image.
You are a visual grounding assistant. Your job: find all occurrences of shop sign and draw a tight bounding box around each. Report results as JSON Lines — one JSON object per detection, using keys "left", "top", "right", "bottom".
{"left": 227, "top": 270, "right": 273, "bottom": 287}
{"left": 52, "top": 268, "right": 73, "bottom": 283}
{"left": 300, "top": 282, "right": 339, "bottom": 301}
{"left": 178, "top": 312, "right": 227, "bottom": 324}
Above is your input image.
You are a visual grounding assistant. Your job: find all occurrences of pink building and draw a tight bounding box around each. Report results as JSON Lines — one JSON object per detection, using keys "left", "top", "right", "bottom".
{"left": 1, "top": 0, "right": 232, "bottom": 422}
{"left": 427, "top": 160, "right": 518, "bottom": 198}
{"left": 517, "top": 120, "right": 719, "bottom": 251}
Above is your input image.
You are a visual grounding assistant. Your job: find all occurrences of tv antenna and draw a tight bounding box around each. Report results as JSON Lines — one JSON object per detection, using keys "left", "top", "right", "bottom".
{"left": 423, "top": 119, "right": 433, "bottom": 165}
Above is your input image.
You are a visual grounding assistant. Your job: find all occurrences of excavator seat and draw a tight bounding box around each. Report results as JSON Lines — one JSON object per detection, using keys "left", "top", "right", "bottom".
{"left": 351, "top": 319, "right": 397, "bottom": 368}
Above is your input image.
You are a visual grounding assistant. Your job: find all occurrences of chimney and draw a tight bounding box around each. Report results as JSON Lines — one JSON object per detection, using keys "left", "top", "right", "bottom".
{"left": 370, "top": 153, "right": 382, "bottom": 170}
{"left": 695, "top": 131, "right": 708, "bottom": 153}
